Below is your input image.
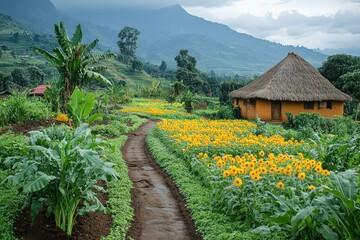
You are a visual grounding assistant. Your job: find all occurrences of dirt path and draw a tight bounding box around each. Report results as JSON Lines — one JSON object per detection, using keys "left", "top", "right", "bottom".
{"left": 122, "top": 120, "right": 202, "bottom": 240}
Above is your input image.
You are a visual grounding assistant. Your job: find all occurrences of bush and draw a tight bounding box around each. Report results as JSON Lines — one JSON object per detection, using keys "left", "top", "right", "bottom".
{"left": 0, "top": 93, "right": 51, "bottom": 126}
{"left": 0, "top": 134, "right": 26, "bottom": 169}
{"left": 284, "top": 112, "right": 359, "bottom": 135}
{"left": 216, "top": 105, "right": 240, "bottom": 119}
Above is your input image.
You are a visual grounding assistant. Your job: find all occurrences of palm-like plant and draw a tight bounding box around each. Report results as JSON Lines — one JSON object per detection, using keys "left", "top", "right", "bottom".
{"left": 33, "top": 21, "right": 115, "bottom": 110}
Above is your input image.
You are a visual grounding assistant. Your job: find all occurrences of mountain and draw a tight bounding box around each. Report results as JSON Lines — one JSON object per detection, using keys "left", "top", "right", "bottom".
{"left": 0, "top": 0, "right": 60, "bottom": 33}
{"left": 0, "top": 13, "right": 169, "bottom": 88}
{"left": 59, "top": 5, "right": 328, "bottom": 75}
{"left": 319, "top": 48, "right": 360, "bottom": 57}
{"left": 1, "top": 0, "right": 327, "bottom": 75}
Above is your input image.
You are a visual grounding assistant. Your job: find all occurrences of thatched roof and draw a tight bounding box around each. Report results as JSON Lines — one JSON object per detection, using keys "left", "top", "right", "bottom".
{"left": 229, "top": 52, "right": 352, "bottom": 101}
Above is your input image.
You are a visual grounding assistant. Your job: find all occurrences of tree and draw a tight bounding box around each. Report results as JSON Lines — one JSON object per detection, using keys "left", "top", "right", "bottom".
{"left": 172, "top": 80, "right": 185, "bottom": 98}
{"left": 219, "top": 79, "right": 249, "bottom": 105}
{"left": 28, "top": 66, "right": 45, "bottom": 86}
{"left": 159, "top": 60, "right": 167, "bottom": 71}
{"left": 0, "top": 45, "right": 9, "bottom": 51}
{"left": 33, "top": 34, "right": 41, "bottom": 43}
{"left": 318, "top": 54, "right": 360, "bottom": 87}
{"left": 131, "top": 59, "right": 143, "bottom": 72}
{"left": 117, "top": 27, "right": 140, "bottom": 64}
{"left": 174, "top": 49, "right": 202, "bottom": 92}
{"left": 0, "top": 73, "right": 12, "bottom": 91}
{"left": 339, "top": 70, "right": 360, "bottom": 119}
{"left": 184, "top": 90, "right": 193, "bottom": 113}
{"left": 11, "top": 68, "right": 28, "bottom": 87}
{"left": 33, "top": 21, "right": 115, "bottom": 111}
{"left": 12, "top": 32, "right": 20, "bottom": 43}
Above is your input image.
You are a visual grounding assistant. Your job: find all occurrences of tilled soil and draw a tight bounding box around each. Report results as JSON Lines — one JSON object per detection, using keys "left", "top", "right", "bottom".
{"left": 6, "top": 118, "right": 202, "bottom": 239}
{"left": 123, "top": 120, "right": 202, "bottom": 240}
{"left": 14, "top": 182, "right": 111, "bottom": 240}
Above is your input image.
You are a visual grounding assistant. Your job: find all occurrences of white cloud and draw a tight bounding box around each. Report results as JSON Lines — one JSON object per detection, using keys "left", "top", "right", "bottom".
{"left": 184, "top": 0, "right": 360, "bottom": 49}
{"left": 50, "top": 0, "right": 360, "bottom": 49}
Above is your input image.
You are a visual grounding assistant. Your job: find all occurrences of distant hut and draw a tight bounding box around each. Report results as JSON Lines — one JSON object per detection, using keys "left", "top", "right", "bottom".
{"left": 29, "top": 85, "right": 50, "bottom": 97}
{"left": 229, "top": 52, "right": 352, "bottom": 122}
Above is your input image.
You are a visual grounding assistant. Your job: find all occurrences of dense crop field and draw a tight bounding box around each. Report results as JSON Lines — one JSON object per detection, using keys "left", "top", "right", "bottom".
{"left": 148, "top": 114, "right": 359, "bottom": 239}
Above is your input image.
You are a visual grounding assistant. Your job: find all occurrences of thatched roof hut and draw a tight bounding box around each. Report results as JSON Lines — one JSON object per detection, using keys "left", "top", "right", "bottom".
{"left": 229, "top": 52, "right": 352, "bottom": 101}
{"left": 229, "top": 52, "right": 351, "bottom": 122}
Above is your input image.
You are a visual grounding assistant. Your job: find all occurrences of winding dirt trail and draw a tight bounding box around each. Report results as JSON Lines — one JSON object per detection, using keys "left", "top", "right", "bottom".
{"left": 122, "top": 119, "right": 202, "bottom": 240}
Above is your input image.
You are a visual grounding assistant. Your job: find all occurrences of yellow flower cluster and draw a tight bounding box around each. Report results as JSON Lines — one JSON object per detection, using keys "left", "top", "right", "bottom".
{"left": 120, "top": 107, "right": 188, "bottom": 116}
{"left": 158, "top": 119, "right": 302, "bottom": 149}
{"left": 53, "top": 114, "right": 69, "bottom": 122}
{"left": 199, "top": 151, "right": 330, "bottom": 188}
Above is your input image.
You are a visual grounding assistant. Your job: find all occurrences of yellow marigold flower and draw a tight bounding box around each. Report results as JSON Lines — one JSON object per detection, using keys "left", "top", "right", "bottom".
{"left": 293, "top": 164, "right": 300, "bottom": 171}
{"left": 203, "top": 153, "right": 208, "bottom": 158}
{"left": 308, "top": 185, "right": 316, "bottom": 190}
{"left": 198, "top": 152, "right": 203, "bottom": 157}
{"left": 223, "top": 170, "right": 231, "bottom": 178}
{"left": 259, "top": 167, "right": 267, "bottom": 175}
{"left": 276, "top": 181, "right": 285, "bottom": 189}
{"left": 54, "top": 114, "right": 68, "bottom": 122}
{"left": 216, "top": 161, "right": 226, "bottom": 168}
{"left": 208, "top": 163, "right": 213, "bottom": 167}
{"left": 233, "top": 177, "right": 243, "bottom": 187}
{"left": 322, "top": 169, "right": 330, "bottom": 176}
{"left": 230, "top": 168, "right": 237, "bottom": 177}
{"left": 270, "top": 167, "right": 277, "bottom": 174}
{"left": 298, "top": 172, "right": 306, "bottom": 181}
{"left": 251, "top": 174, "right": 261, "bottom": 182}
{"left": 259, "top": 150, "right": 265, "bottom": 157}
{"left": 315, "top": 165, "right": 323, "bottom": 173}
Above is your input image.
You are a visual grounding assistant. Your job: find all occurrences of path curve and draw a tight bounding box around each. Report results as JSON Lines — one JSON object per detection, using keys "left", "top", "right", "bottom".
{"left": 122, "top": 119, "right": 202, "bottom": 240}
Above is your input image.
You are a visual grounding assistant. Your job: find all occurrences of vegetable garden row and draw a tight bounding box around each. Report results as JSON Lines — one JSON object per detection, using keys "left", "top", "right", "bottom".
{"left": 1, "top": 97, "right": 359, "bottom": 239}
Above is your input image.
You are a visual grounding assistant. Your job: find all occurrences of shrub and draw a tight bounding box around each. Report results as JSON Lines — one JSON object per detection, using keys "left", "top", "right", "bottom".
{"left": 0, "top": 93, "right": 51, "bottom": 126}
{"left": 0, "top": 133, "right": 26, "bottom": 169}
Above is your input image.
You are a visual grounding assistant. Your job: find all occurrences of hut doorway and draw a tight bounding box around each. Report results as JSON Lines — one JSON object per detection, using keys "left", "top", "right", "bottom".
{"left": 271, "top": 101, "right": 281, "bottom": 120}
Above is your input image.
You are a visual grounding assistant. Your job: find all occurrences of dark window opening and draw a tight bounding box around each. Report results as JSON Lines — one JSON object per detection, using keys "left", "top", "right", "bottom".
{"left": 304, "top": 101, "right": 314, "bottom": 110}
{"left": 326, "top": 101, "right": 332, "bottom": 109}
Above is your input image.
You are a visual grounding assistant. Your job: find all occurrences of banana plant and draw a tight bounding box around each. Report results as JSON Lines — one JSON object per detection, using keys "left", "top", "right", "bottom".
{"left": 67, "top": 86, "right": 103, "bottom": 128}
{"left": 33, "top": 21, "right": 115, "bottom": 111}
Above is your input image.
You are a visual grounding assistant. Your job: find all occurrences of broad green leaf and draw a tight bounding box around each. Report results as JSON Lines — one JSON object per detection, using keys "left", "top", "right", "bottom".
{"left": 86, "top": 113, "right": 103, "bottom": 125}
{"left": 71, "top": 24, "right": 83, "bottom": 46}
{"left": 23, "top": 172, "right": 55, "bottom": 193}
{"left": 318, "top": 224, "right": 339, "bottom": 240}
{"left": 82, "top": 93, "right": 94, "bottom": 117}
{"left": 291, "top": 206, "right": 315, "bottom": 228}
{"left": 251, "top": 225, "right": 271, "bottom": 236}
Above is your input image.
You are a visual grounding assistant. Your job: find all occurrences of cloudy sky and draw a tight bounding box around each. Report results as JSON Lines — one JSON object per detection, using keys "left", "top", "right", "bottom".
{"left": 51, "top": 0, "right": 360, "bottom": 50}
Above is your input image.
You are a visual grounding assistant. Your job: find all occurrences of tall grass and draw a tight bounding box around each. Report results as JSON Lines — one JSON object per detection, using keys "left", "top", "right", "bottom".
{"left": 0, "top": 93, "right": 51, "bottom": 126}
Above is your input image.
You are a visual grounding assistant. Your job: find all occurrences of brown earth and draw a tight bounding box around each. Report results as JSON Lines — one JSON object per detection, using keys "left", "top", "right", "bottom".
{"left": 123, "top": 120, "right": 202, "bottom": 240}
{"left": 7, "top": 119, "right": 202, "bottom": 240}
{"left": 14, "top": 182, "right": 111, "bottom": 240}
{"left": 0, "top": 119, "right": 61, "bottom": 135}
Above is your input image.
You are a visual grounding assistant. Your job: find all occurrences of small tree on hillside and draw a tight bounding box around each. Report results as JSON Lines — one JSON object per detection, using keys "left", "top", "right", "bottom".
{"left": 159, "top": 60, "right": 167, "bottom": 71}
{"left": 174, "top": 49, "right": 202, "bottom": 92}
{"left": 117, "top": 27, "right": 140, "bottom": 65}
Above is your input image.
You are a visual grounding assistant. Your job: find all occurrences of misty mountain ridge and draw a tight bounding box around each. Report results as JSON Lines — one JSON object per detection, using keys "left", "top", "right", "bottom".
{"left": 1, "top": 1, "right": 327, "bottom": 75}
